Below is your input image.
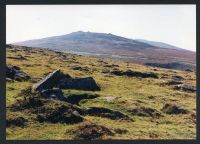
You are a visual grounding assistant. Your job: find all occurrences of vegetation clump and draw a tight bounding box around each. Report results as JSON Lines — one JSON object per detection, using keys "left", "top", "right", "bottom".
{"left": 74, "top": 123, "right": 114, "bottom": 140}
{"left": 128, "top": 106, "right": 161, "bottom": 118}
{"left": 6, "top": 116, "right": 27, "bottom": 128}
{"left": 84, "top": 107, "right": 133, "bottom": 121}
{"left": 161, "top": 103, "right": 188, "bottom": 114}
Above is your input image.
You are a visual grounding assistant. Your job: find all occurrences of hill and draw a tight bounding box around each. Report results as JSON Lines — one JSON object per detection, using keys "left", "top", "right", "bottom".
{"left": 6, "top": 45, "right": 196, "bottom": 140}
{"left": 13, "top": 31, "right": 196, "bottom": 70}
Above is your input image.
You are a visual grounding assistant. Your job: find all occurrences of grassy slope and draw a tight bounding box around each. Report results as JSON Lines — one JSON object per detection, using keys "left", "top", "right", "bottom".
{"left": 6, "top": 47, "right": 196, "bottom": 140}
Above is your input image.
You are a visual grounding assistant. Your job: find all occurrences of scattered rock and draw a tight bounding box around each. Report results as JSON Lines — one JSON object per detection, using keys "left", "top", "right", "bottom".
{"left": 101, "top": 69, "right": 110, "bottom": 74}
{"left": 74, "top": 124, "right": 114, "bottom": 140}
{"left": 174, "top": 84, "right": 196, "bottom": 92}
{"left": 128, "top": 106, "right": 161, "bottom": 117}
{"left": 9, "top": 96, "right": 44, "bottom": 111}
{"left": 15, "top": 72, "right": 31, "bottom": 82}
{"left": 6, "top": 116, "right": 27, "bottom": 127}
{"left": 110, "top": 70, "right": 158, "bottom": 78}
{"left": 6, "top": 78, "right": 14, "bottom": 82}
{"left": 7, "top": 55, "right": 27, "bottom": 60}
{"left": 160, "top": 74, "right": 169, "bottom": 79}
{"left": 70, "top": 65, "right": 82, "bottom": 70}
{"left": 161, "top": 103, "right": 188, "bottom": 114}
{"left": 6, "top": 65, "right": 30, "bottom": 81}
{"left": 65, "top": 94, "right": 99, "bottom": 105}
{"left": 104, "top": 64, "right": 119, "bottom": 68}
{"left": 148, "top": 96, "right": 155, "bottom": 99}
{"left": 69, "top": 65, "right": 89, "bottom": 71}
{"left": 58, "top": 77, "right": 100, "bottom": 91}
{"left": 164, "top": 80, "right": 183, "bottom": 85}
{"left": 84, "top": 107, "right": 132, "bottom": 121}
{"left": 40, "top": 88, "right": 66, "bottom": 101}
{"left": 190, "top": 113, "right": 196, "bottom": 123}
{"left": 31, "top": 69, "right": 70, "bottom": 92}
{"left": 37, "top": 108, "right": 84, "bottom": 124}
{"left": 110, "top": 70, "right": 124, "bottom": 76}
{"left": 100, "top": 96, "right": 116, "bottom": 102}
{"left": 185, "top": 69, "right": 193, "bottom": 72}
{"left": 172, "top": 75, "right": 185, "bottom": 81}
{"left": 114, "top": 128, "right": 128, "bottom": 134}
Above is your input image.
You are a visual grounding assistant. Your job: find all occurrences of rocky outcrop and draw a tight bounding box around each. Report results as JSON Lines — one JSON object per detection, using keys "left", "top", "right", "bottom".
{"left": 32, "top": 69, "right": 100, "bottom": 92}
{"left": 172, "top": 75, "right": 185, "bottom": 81}
{"left": 31, "top": 69, "right": 70, "bottom": 92}
{"left": 69, "top": 65, "right": 89, "bottom": 71}
{"left": 174, "top": 84, "right": 196, "bottom": 92}
{"left": 6, "top": 65, "right": 30, "bottom": 81}
{"left": 163, "top": 80, "right": 183, "bottom": 86}
{"left": 58, "top": 77, "right": 100, "bottom": 91}
{"left": 161, "top": 103, "right": 188, "bottom": 114}
{"left": 110, "top": 70, "right": 158, "bottom": 78}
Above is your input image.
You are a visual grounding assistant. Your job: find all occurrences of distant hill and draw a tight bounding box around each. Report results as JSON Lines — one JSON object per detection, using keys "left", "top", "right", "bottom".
{"left": 135, "top": 39, "right": 182, "bottom": 50}
{"left": 145, "top": 62, "right": 195, "bottom": 71}
{"left": 13, "top": 31, "right": 196, "bottom": 70}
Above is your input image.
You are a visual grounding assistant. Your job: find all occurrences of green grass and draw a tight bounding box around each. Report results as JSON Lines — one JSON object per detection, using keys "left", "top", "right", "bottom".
{"left": 6, "top": 46, "right": 196, "bottom": 140}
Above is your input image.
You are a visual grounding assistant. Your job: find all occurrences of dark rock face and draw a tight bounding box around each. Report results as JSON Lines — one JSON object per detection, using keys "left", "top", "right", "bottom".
{"left": 161, "top": 103, "right": 188, "bottom": 114}
{"left": 6, "top": 65, "right": 30, "bottom": 81}
{"left": 128, "top": 107, "right": 161, "bottom": 117}
{"left": 32, "top": 69, "right": 100, "bottom": 92}
{"left": 65, "top": 94, "right": 99, "bottom": 105}
{"left": 84, "top": 107, "right": 132, "bottom": 121}
{"left": 58, "top": 77, "right": 100, "bottom": 91}
{"left": 74, "top": 124, "right": 114, "bottom": 140}
{"left": 110, "top": 70, "right": 158, "bottom": 78}
{"left": 110, "top": 70, "right": 124, "bottom": 76}
{"left": 31, "top": 69, "right": 70, "bottom": 92}
{"left": 172, "top": 75, "right": 185, "bottom": 81}
{"left": 174, "top": 84, "right": 196, "bottom": 92}
{"left": 40, "top": 88, "right": 66, "bottom": 100}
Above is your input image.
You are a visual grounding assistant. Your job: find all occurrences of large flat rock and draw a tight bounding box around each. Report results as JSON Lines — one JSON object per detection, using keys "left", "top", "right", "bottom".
{"left": 32, "top": 69, "right": 70, "bottom": 92}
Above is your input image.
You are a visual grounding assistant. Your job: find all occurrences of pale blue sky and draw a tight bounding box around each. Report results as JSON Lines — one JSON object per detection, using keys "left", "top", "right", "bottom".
{"left": 6, "top": 5, "right": 196, "bottom": 51}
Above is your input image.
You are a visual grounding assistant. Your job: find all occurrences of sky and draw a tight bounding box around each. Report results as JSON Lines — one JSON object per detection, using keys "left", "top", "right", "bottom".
{"left": 6, "top": 5, "right": 196, "bottom": 51}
